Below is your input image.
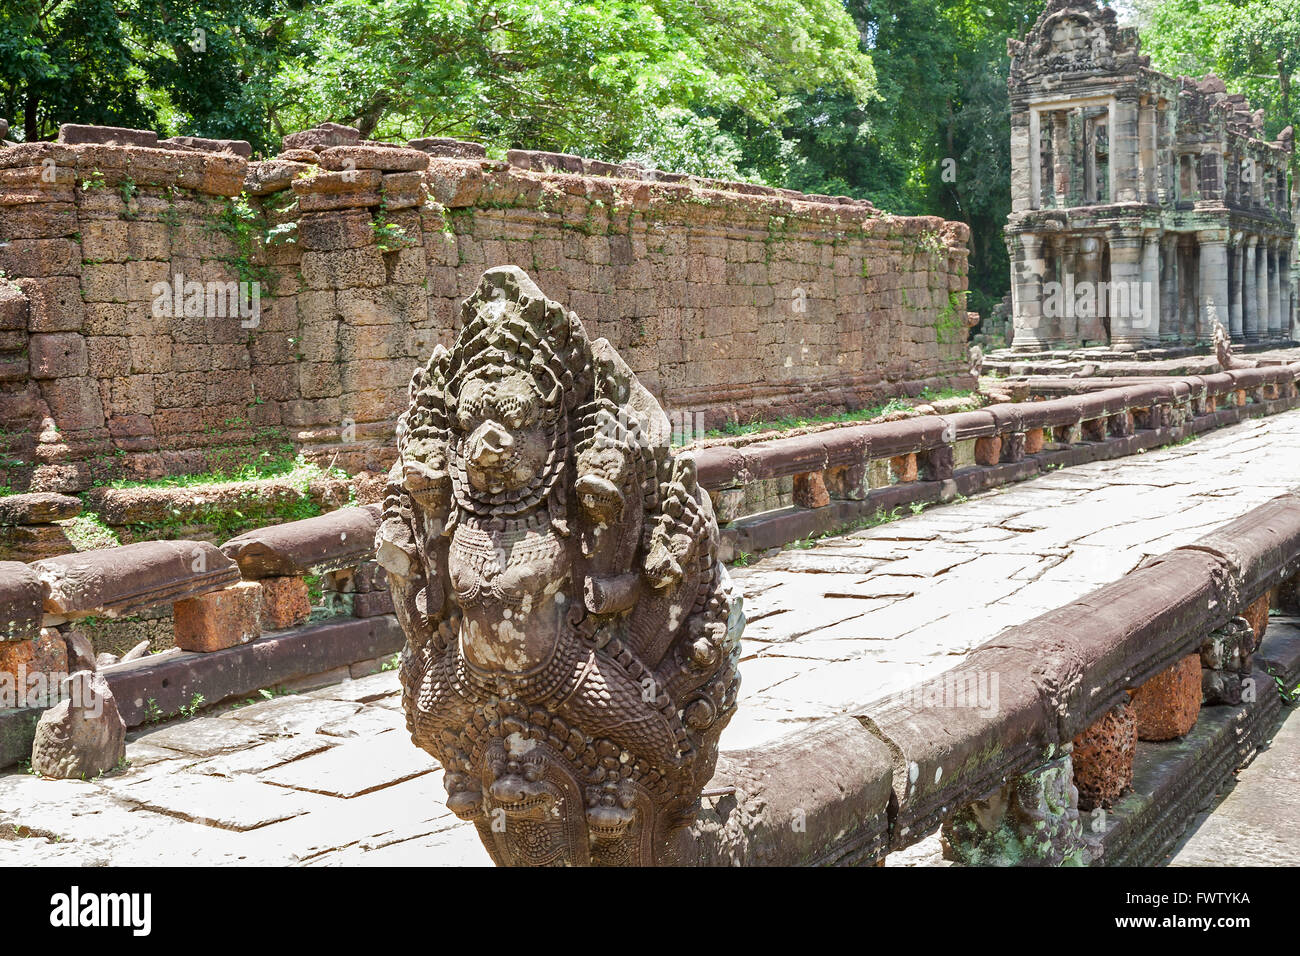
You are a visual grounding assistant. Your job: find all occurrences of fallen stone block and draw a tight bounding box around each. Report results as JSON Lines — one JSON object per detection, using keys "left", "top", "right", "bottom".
{"left": 1071, "top": 699, "right": 1136, "bottom": 811}
{"left": 32, "top": 540, "right": 240, "bottom": 617}
{"left": 0, "top": 561, "right": 45, "bottom": 642}
{"left": 0, "top": 492, "right": 81, "bottom": 525}
{"left": 31, "top": 671, "right": 126, "bottom": 779}
{"left": 408, "top": 137, "right": 487, "bottom": 159}
{"left": 173, "top": 582, "right": 262, "bottom": 652}
{"left": 259, "top": 576, "right": 311, "bottom": 630}
{"left": 220, "top": 504, "right": 380, "bottom": 577}
{"left": 57, "top": 124, "right": 158, "bottom": 147}
{"left": 1129, "top": 653, "right": 1201, "bottom": 741}
{"left": 0, "top": 523, "right": 75, "bottom": 561}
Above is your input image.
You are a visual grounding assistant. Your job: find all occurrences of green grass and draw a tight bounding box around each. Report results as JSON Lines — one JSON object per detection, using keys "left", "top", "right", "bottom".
{"left": 700, "top": 388, "right": 978, "bottom": 441}
{"left": 99, "top": 449, "right": 342, "bottom": 492}
{"left": 61, "top": 513, "right": 121, "bottom": 550}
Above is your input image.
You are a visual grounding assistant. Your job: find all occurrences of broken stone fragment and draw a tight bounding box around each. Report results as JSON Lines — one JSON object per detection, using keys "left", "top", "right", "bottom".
{"left": 32, "top": 540, "right": 240, "bottom": 618}
{"left": 62, "top": 628, "right": 96, "bottom": 673}
{"left": 119, "top": 639, "right": 151, "bottom": 664}
{"left": 158, "top": 135, "right": 252, "bottom": 158}
{"left": 31, "top": 671, "right": 126, "bottom": 779}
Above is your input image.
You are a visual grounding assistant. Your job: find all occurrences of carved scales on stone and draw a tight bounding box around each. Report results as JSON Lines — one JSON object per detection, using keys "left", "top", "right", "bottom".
{"left": 376, "top": 266, "right": 744, "bottom": 865}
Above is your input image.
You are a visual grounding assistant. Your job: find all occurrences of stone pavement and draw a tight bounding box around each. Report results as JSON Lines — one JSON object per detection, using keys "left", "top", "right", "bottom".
{"left": 3, "top": 407, "right": 1300, "bottom": 866}
{"left": 727, "top": 408, "right": 1300, "bottom": 748}
{"left": 1167, "top": 702, "right": 1300, "bottom": 866}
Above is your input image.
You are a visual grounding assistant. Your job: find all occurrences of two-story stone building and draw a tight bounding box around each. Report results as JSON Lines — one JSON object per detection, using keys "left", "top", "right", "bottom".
{"left": 1004, "top": 0, "right": 1295, "bottom": 352}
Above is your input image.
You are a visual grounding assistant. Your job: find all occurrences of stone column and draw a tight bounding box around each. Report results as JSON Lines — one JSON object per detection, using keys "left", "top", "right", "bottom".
{"left": 1243, "top": 236, "right": 1260, "bottom": 342}
{"left": 1160, "top": 234, "right": 1181, "bottom": 343}
{"left": 1227, "top": 233, "right": 1243, "bottom": 340}
{"left": 1139, "top": 97, "right": 1157, "bottom": 203}
{"left": 1140, "top": 231, "right": 1162, "bottom": 345}
{"left": 1053, "top": 236, "right": 1078, "bottom": 347}
{"left": 1256, "top": 235, "right": 1271, "bottom": 342}
{"left": 1028, "top": 110, "right": 1043, "bottom": 211}
{"left": 1197, "top": 229, "right": 1229, "bottom": 344}
{"left": 1010, "top": 111, "right": 1034, "bottom": 213}
{"left": 1052, "top": 111, "right": 1070, "bottom": 208}
{"left": 1108, "top": 231, "right": 1145, "bottom": 350}
{"left": 1282, "top": 247, "right": 1294, "bottom": 340}
{"left": 1010, "top": 232, "right": 1048, "bottom": 350}
{"left": 1112, "top": 95, "right": 1141, "bottom": 203}
{"left": 1078, "top": 236, "right": 1106, "bottom": 343}
{"left": 1268, "top": 240, "right": 1283, "bottom": 340}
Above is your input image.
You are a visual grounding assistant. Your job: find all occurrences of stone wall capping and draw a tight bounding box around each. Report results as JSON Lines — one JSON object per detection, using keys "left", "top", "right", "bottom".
{"left": 682, "top": 715, "right": 894, "bottom": 865}
{"left": 220, "top": 503, "right": 382, "bottom": 578}
{"left": 30, "top": 540, "right": 241, "bottom": 618}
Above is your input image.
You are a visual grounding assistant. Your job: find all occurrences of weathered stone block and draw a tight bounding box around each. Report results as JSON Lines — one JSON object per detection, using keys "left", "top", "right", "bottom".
{"left": 890, "top": 452, "right": 918, "bottom": 482}
{"left": 0, "top": 562, "right": 47, "bottom": 643}
{"left": 793, "top": 470, "right": 830, "bottom": 509}
{"left": 351, "top": 590, "right": 394, "bottom": 618}
{"left": 28, "top": 332, "right": 87, "bottom": 378}
{"left": 0, "top": 493, "right": 80, "bottom": 526}
{"left": 259, "top": 575, "right": 311, "bottom": 630}
{"left": 1070, "top": 699, "right": 1136, "bottom": 811}
{"left": 33, "top": 541, "right": 240, "bottom": 617}
{"left": 974, "top": 435, "right": 1001, "bottom": 466}
{"left": 173, "top": 581, "right": 263, "bottom": 651}
{"left": 0, "top": 629, "right": 69, "bottom": 705}
{"left": 1129, "top": 653, "right": 1201, "bottom": 741}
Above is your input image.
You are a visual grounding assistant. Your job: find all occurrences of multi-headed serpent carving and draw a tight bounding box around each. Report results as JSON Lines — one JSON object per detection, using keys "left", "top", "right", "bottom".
{"left": 375, "top": 266, "right": 744, "bottom": 865}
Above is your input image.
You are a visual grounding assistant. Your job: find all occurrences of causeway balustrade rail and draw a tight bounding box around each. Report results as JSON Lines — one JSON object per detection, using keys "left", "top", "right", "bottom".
{"left": 695, "top": 364, "right": 1300, "bottom": 558}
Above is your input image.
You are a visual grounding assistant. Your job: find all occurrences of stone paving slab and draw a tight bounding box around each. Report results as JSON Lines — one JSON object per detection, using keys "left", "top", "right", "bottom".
{"left": 3, "top": 409, "right": 1300, "bottom": 865}
{"left": 258, "top": 728, "right": 434, "bottom": 798}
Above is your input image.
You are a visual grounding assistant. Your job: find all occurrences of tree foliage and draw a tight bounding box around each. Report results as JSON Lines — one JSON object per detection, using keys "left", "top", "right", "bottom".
{"left": 1134, "top": 0, "right": 1299, "bottom": 147}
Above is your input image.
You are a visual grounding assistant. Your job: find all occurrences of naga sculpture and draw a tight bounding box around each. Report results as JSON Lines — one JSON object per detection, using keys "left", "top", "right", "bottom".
{"left": 375, "top": 266, "right": 744, "bottom": 865}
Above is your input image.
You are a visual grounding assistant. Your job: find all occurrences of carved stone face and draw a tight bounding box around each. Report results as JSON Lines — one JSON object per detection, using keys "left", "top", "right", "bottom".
{"left": 455, "top": 368, "right": 550, "bottom": 494}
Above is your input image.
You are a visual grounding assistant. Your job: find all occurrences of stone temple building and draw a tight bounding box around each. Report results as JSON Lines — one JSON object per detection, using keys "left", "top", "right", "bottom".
{"left": 1004, "top": 0, "right": 1296, "bottom": 352}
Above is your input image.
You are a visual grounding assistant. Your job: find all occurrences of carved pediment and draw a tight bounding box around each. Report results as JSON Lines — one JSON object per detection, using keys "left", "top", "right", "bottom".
{"left": 1010, "top": 0, "right": 1144, "bottom": 84}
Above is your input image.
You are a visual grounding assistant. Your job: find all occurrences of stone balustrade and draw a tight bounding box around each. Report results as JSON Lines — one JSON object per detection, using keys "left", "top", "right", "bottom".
{"left": 0, "top": 503, "right": 402, "bottom": 767}
{"left": 683, "top": 489, "right": 1300, "bottom": 865}
{"left": 696, "top": 364, "right": 1300, "bottom": 558}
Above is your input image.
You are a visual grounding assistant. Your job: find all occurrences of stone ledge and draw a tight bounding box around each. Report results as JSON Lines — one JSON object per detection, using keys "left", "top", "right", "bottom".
{"left": 103, "top": 612, "right": 403, "bottom": 729}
